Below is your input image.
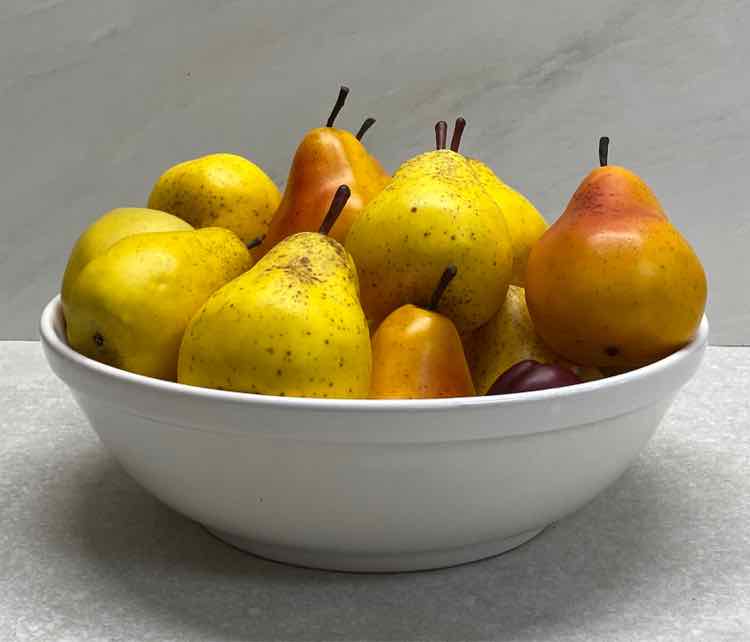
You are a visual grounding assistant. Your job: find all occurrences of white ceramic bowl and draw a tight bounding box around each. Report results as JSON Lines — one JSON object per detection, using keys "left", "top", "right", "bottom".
{"left": 40, "top": 296, "right": 708, "bottom": 572}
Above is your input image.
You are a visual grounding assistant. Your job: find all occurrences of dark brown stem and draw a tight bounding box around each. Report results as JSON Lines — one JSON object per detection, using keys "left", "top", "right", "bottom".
{"left": 319, "top": 185, "right": 351, "bottom": 235}
{"left": 435, "top": 121, "right": 448, "bottom": 150}
{"left": 246, "top": 235, "right": 265, "bottom": 250}
{"left": 428, "top": 265, "right": 458, "bottom": 311}
{"left": 599, "top": 136, "right": 610, "bottom": 166}
{"left": 450, "top": 117, "right": 466, "bottom": 152}
{"left": 326, "top": 86, "right": 350, "bottom": 127}
{"left": 355, "top": 117, "right": 376, "bottom": 141}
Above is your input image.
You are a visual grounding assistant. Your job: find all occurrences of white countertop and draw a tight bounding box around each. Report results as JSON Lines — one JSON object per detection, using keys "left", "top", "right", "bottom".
{"left": 1, "top": 342, "right": 748, "bottom": 641}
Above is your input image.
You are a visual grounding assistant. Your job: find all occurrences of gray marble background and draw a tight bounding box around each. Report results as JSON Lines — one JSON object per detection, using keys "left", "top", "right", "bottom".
{"left": 1, "top": 0, "right": 747, "bottom": 342}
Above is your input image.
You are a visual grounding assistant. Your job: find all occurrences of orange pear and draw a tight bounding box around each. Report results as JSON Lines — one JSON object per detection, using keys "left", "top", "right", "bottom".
{"left": 257, "top": 86, "right": 389, "bottom": 257}
{"left": 370, "top": 266, "right": 475, "bottom": 399}
{"left": 525, "top": 137, "right": 707, "bottom": 368}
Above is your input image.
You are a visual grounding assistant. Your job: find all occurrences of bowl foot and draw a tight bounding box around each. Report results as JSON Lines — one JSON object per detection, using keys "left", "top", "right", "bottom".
{"left": 204, "top": 526, "right": 545, "bottom": 573}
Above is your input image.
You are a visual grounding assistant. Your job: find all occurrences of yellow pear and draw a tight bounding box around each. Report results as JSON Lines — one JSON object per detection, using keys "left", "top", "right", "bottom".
{"left": 179, "top": 186, "right": 371, "bottom": 398}
{"left": 65, "top": 228, "right": 251, "bottom": 380}
{"left": 61, "top": 207, "right": 192, "bottom": 306}
{"left": 345, "top": 120, "right": 513, "bottom": 335}
{"left": 148, "top": 153, "right": 281, "bottom": 244}
{"left": 468, "top": 160, "right": 548, "bottom": 286}
{"left": 466, "top": 285, "right": 600, "bottom": 394}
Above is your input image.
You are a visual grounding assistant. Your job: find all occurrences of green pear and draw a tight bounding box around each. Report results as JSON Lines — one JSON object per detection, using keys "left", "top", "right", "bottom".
{"left": 345, "top": 144, "right": 513, "bottom": 335}
{"left": 179, "top": 186, "right": 371, "bottom": 398}
{"left": 65, "top": 228, "right": 251, "bottom": 380}
{"left": 148, "top": 153, "right": 281, "bottom": 244}
{"left": 61, "top": 207, "right": 192, "bottom": 306}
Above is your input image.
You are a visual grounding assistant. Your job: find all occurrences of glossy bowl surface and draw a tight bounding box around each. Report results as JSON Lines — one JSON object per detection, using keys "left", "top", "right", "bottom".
{"left": 41, "top": 296, "right": 708, "bottom": 571}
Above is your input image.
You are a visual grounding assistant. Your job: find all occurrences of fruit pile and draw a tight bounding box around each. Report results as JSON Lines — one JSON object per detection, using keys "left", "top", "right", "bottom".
{"left": 61, "top": 87, "right": 707, "bottom": 399}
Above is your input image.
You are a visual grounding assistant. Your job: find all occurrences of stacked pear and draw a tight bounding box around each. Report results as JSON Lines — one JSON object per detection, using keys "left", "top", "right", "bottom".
{"left": 258, "top": 86, "right": 389, "bottom": 256}
{"left": 468, "top": 160, "right": 548, "bottom": 286}
{"left": 526, "top": 138, "right": 707, "bottom": 368}
{"left": 466, "top": 285, "right": 560, "bottom": 394}
{"left": 61, "top": 207, "right": 193, "bottom": 306}
{"left": 65, "top": 227, "right": 252, "bottom": 380}
{"left": 178, "top": 186, "right": 371, "bottom": 398}
{"left": 370, "top": 266, "right": 475, "bottom": 399}
{"left": 466, "top": 285, "right": 600, "bottom": 394}
{"left": 346, "top": 119, "right": 513, "bottom": 335}
{"left": 148, "top": 153, "right": 281, "bottom": 244}
{"left": 61, "top": 102, "right": 709, "bottom": 401}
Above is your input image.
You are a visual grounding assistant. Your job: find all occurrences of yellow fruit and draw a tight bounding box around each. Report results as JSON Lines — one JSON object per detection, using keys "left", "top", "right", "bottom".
{"left": 465, "top": 285, "right": 559, "bottom": 394}
{"left": 469, "top": 159, "right": 548, "bottom": 286}
{"left": 61, "top": 207, "right": 192, "bottom": 306}
{"left": 65, "top": 228, "right": 251, "bottom": 380}
{"left": 148, "top": 153, "right": 280, "bottom": 244}
{"left": 178, "top": 231, "right": 371, "bottom": 398}
{"left": 346, "top": 150, "right": 513, "bottom": 334}
{"left": 466, "top": 285, "right": 601, "bottom": 394}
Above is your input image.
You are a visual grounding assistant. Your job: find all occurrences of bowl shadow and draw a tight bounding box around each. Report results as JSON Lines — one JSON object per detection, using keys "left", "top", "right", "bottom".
{"left": 43, "top": 436, "right": 712, "bottom": 642}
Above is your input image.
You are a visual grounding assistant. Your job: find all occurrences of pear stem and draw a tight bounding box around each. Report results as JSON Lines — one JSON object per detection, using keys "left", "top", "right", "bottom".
{"left": 450, "top": 117, "right": 466, "bottom": 152}
{"left": 326, "top": 86, "right": 350, "bottom": 127}
{"left": 355, "top": 117, "right": 376, "bottom": 141}
{"left": 599, "top": 136, "right": 610, "bottom": 166}
{"left": 428, "top": 265, "right": 458, "bottom": 311}
{"left": 246, "top": 235, "right": 265, "bottom": 250}
{"left": 435, "top": 121, "right": 448, "bottom": 150}
{"left": 318, "top": 185, "right": 351, "bottom": 235}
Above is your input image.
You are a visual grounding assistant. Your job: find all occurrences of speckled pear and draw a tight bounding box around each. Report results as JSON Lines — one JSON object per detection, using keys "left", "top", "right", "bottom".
{"left": 178, "top": 186, "right": 371, "bottom": 398}
{"left": 465, "top": 285, "right": 600, "bottom": 394}
{"left": 257, "top": 87, "right": 389, "bottom": 256}
{"left": 64, "top": 228, "right": 251, "bottom": 380}
{"left": 148, "top": 153, "right": 280, "bottom": 244}
{"left": 370, "top": 266, "right": 475, "bottom": 399}
{"left": 525, "top": 137, "right": 707, "bottom": 368}
{"left": 345, "top": 119, "right": 513, "bottom": 335}
{"left": 468, "top": 159, "right": 548, "bottom": 286}
{"left": 61, "top": 207, "right": 193, "bottom": 306}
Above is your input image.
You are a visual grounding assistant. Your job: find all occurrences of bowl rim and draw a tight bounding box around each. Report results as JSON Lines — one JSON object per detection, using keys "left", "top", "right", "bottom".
{"left": 40, "top": 295, "right": 709, "bottom": 412}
